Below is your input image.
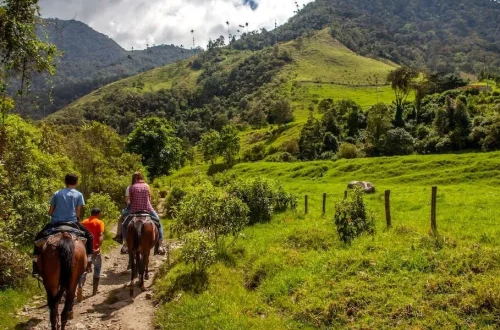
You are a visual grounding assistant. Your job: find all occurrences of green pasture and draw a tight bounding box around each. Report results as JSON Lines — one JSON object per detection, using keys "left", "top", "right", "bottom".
{"left": 155, "top": 151, "right": 500, "bottom": 329}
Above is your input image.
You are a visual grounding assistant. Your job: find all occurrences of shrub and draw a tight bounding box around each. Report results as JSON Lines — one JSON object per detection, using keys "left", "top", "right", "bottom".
{"left": 381, "top": 128, "right": 415, "bottom": 155}
{"left": 0, "top": 243, "right": 29, "bottom": 289}
{"left": 173, "top": 182, "right": 249, "bottom": 251}
{"left": 264, "top": 152, "right": 297, "bottom": 162}
{"left": 334, "top": 188, "right": 375, "bottom": 245}
{"left": 84, "top": 192, "right": 120, "bottom": 226}
{"left": 242, "top": 143, "right": 267, "bottom": 162}
{"left": 164, "top": 186, "right": 187, "bottom": 218}
{"left": 180, "top": 231, "right": 216, "bottom": 273}
{"left": 338, "top": 143, "right": 359, "bottom": 159}
{"left": 228, "top": 178, "right": 296, "bottom": 224}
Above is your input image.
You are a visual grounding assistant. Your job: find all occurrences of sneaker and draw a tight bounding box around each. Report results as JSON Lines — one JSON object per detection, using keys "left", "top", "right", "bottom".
{"left": 120, "top": 244, "right": 128, "bottom": 255}
{"left": 112, "top": 235, "right": 122, "bottom": 243}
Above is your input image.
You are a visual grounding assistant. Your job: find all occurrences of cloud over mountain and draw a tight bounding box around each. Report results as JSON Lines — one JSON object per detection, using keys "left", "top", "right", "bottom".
{"left": 39, "top": 0, "right": 312, "bottom": 50}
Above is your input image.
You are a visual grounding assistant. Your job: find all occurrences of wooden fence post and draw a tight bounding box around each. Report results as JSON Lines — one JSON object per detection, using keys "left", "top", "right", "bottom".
{"left": 385, "top": 190, "right": 391, "bottom": 228}
{"left": 305, "top": 195, "right": 308, "bottom": 215}
{"left": 431, "top": 186, "right": 437, "bottom": 232}
{"left": 322, "top": 193, "right": 327, "bottom": 215}
{"left": 344, "top": 190, "right": 348, "bottom": 200}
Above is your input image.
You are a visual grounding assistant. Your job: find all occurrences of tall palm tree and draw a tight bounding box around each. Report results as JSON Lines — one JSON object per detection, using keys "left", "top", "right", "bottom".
{"left": 191, "top": 29, "right": 195, "bottom": 49}
{"left": 226, "top": 21, "right": 230, "bottom": 40}
{"left": 245, "top": 22, "right": 249, "bottom": 33}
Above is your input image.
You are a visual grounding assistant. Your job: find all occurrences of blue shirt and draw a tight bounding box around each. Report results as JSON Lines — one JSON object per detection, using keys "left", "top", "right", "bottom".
{"left": 50, "top": 188, "right": 85, "bottom": 223}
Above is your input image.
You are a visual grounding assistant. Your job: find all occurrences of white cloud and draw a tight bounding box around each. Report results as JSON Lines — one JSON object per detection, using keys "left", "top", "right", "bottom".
{"left": 39, "top": 0, "right": 313, "bottom": 50}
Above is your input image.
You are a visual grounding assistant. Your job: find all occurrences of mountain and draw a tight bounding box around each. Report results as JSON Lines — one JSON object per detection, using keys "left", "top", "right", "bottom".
{"left": 232, "top": 0, "right": 500, "bottom": 75}
{"left": 46, "top": 0, "right": 500, "bottom": 156}
{"left": 47, "top": 29, "right": 398, "bottom": 137}
{"left": 15, "top": 18, "right": 199, "bottom": 118}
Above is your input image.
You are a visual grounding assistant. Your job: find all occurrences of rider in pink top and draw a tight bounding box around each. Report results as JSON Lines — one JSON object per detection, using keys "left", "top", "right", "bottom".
{"left": 122, "top": 172, "right": 164, "bottom": 254}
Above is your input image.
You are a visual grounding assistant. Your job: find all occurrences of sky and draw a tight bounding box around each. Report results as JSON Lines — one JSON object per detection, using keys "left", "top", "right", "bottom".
{"left": 38, "top": 0, "right": 314, "bottom": 50}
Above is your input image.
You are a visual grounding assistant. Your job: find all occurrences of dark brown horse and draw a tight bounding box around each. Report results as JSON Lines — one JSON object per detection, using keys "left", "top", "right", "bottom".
{"left": 37, "top": 233, "right": 87, "bottom": 330}
{"left": 126, "top": 215, "right": 158, "bottom": 296}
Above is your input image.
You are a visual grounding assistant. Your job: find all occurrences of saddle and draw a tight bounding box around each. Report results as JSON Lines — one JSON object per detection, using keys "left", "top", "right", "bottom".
{"left": 35, "top": 222, "right": 86, "bottom": 248}
{"left": 128, "top": 213, "right": 160, "bottom": 228}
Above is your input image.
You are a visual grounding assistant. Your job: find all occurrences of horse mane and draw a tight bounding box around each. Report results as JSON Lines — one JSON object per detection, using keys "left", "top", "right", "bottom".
{"left": 57, "top": 234, "right": 75, "bottom": 290}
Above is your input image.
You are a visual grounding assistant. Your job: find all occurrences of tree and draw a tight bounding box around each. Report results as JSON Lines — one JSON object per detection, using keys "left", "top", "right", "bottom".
{"left": 126, "top": 117, "right": 184, "bottom": 178}
{"left": 198, "top": 130, "right": 221, "bottom": 164}
{"left": 299, "top": 113, "right": 324, "bottom": 160}
{"left": 366, "top": 103, "right": 393, "bottom": 152}
{"left": 381, "top": 128, "right": 414, "bottom": 156}
{"left": 0, "top": 0, "right": 57, "bottom": 158}
{"left": 268, "top": 98, "right": 294, "bottom": 125}
{"left": 387, "top": 66, "right": 419, "bottom": 127}
{"left": 219, "top": 125, "right": 240, "bottom": 164}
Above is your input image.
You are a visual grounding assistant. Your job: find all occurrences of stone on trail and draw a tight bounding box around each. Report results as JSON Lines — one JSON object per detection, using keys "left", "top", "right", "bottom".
{"left": 75, "top": 323, "right": 86, "bottom": 330}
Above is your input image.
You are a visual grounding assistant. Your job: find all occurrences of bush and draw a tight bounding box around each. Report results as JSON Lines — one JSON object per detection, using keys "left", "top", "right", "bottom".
{"left": 84, "top": 192, "right": 120, "bottom": 226}
{"left": 173, "top": 182, "right": 249, "bottom": 251}
{"left": 334, "top": 188, "right": 375, "bottom": 245}
{"left": 164, "top": 186, "right": 187, "bottom": 218}
{"left": 338, "top": 143, "right": 359, "bottom": 159}
{"left": 181, "top": 231, "right": 216, "bottom": 273}
{"left": 381, "top": 128, "right": 415, "bottom": 155}
{"left": 264, "top": 152, "right": 297, "bottom": 162}
{"left": 0, "top": 243, "right": 29, "bottom": 289}
{"left": 242, "top": 143, "right": 267, "bottom": 162}
{"left": 228, "top": 178, "right": 296, "bottom": 224}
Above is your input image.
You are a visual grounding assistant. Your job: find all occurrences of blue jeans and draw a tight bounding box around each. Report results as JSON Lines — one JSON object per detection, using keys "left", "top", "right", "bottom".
{"left": 78, "top": 254, "right": 102, "bottom": 287}
{"left": 122, "top": 211, "right": 163, "bottom": 241}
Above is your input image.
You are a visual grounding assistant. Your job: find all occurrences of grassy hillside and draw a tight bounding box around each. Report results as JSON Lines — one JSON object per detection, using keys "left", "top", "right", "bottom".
{"left": 154, "top": 151, "right": 500, "bottom": 329}
{"left": 48, "top": 29, "right": 398, "bottom": 149}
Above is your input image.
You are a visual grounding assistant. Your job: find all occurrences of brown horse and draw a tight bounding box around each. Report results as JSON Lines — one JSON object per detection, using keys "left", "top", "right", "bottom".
{"left": 37, "top": 233, "right": 87, "bottom": 330}
{"left": 126, "top": 214, "right": 158, "bottom": 296}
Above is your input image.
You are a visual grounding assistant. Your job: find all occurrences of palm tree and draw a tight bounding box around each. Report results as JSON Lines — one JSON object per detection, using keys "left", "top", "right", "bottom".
{"left": 245, "top": 22, "right": 249, "bottom": 33}
{"left": 226, "top": 21, "right": 230, "bottom": 40}
{"left": 190, "top": 29, "right": 195, "bottom": 49}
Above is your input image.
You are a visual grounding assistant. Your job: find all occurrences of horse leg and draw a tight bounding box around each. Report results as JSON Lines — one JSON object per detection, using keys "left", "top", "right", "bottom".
{"left": 46, "top": 290, "right": 59, "bottom": 330}
{"left": 144, "top": 248, "right": 150, "bottom": 281}
{"left": 61, "top": 277, "right": 77, "bottom": 330}
{"left": 129, "top": 252, "right": 135, "bottom": 297}
{"left": 136, "top": 251, "right": 143, "bottom": 288}
{"left": 139, "top": 252, "right": 146, "bottom": 292}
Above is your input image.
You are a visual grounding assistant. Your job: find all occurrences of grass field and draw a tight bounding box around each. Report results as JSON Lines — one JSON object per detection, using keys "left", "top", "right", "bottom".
{"left": 154, "top": 151, "right": 500, "bottom": 329}
{"left": 0, "top": 280, "right": 42, "bottom": 329}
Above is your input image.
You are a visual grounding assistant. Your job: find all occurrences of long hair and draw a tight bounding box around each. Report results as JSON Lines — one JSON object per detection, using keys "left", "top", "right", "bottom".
{"left": 57, "top": 235, "right": 74, "bottom": 290}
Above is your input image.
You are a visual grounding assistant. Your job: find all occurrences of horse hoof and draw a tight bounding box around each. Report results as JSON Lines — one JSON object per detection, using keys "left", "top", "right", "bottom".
{"left": 129, "top": 290, "right": 134, "bottom": 297}
{"left": 141, "top": 286, "right": 146, "bottom": 292}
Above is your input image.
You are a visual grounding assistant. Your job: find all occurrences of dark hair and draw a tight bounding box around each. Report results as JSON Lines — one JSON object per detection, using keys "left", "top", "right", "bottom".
{"left": 65, "top": 173, "right": 79, "bottom": 186}
{"left": 91, "top": 208, "right": 101, "bottom": 216}
{"left": 132, "top": 171, "right": 144, "bottom": 183}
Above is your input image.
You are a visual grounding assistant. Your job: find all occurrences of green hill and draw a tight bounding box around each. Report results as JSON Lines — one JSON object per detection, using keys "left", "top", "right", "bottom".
{"left": 14, "top": 18, "right": 198, "bottom": 119}
{"left": 153, "top": 151, "right": 500, "bottom": 329}
{"left": 48, "top": 29, "right": 397, "bottom": 143}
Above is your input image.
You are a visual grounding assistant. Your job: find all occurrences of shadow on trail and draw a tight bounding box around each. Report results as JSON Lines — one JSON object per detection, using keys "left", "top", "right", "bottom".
{"left": 15, "top": 318, "right": 42, "bottom": 330}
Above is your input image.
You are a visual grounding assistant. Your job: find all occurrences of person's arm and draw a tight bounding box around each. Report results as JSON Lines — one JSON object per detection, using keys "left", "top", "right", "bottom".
{"left": 75, "top": 205, "right": 82, "bottom": 220}
{"left": 76, "top": 193, "right": 85, "bottom": 220}
{"left": 125, "top": 186, "right": 130, "bottom": 205}
{"left": 49, "top": 193, "right": 56, "bottom": 216}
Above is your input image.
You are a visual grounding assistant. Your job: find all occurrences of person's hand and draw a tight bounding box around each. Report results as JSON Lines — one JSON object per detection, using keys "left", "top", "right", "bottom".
{"left": 93, "top": 248, "right": 101, "bottom": 255}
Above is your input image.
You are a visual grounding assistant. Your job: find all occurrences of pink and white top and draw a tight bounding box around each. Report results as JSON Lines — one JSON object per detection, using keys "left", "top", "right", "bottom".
{"left": 129, "top": 181, "right": 155, "bottom": 214}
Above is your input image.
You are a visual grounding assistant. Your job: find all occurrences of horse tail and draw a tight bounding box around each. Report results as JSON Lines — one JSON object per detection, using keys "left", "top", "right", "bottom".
{"left": 133, "top": 222, "right": 143, "bottom": 250}
{"left": 57, "top": 235, "right": 74, "bottom": 290}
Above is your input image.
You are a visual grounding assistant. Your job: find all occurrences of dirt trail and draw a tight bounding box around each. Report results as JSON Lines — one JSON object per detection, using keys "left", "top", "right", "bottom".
{"left": 16, "top": 241, "right": 177, "bottom": 330}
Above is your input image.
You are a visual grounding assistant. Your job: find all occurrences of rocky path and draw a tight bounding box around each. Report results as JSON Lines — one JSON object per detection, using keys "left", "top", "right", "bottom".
{"left": 16, "top": 241, "right": 177, "bottom": 330}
